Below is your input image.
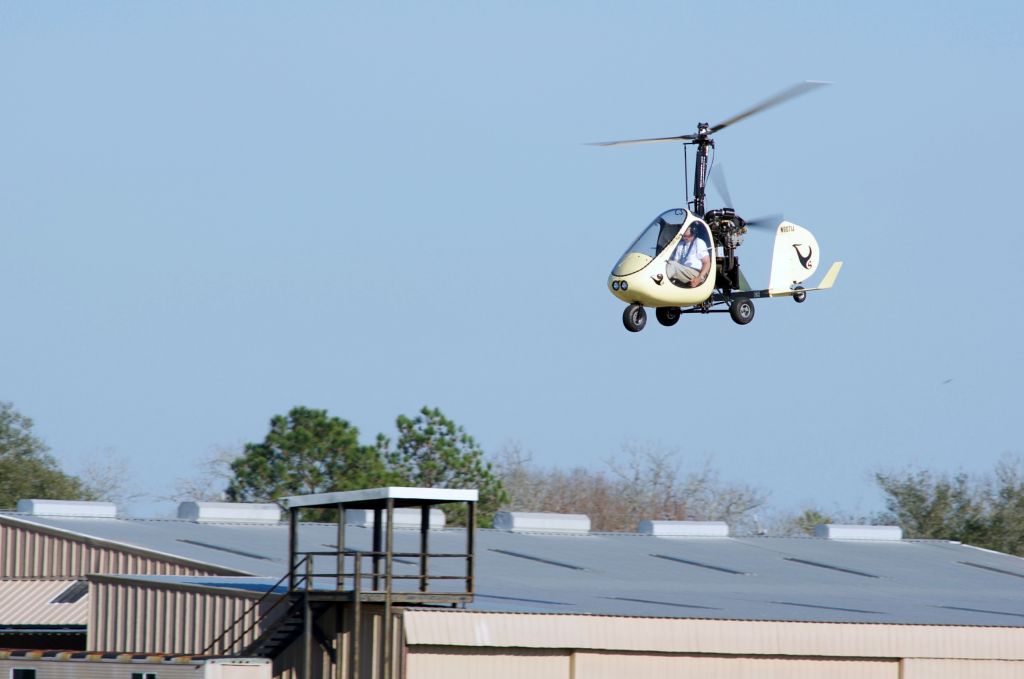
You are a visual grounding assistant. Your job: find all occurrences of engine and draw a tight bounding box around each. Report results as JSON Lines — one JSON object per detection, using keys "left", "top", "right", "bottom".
{"left": 704, "top": 208, "right": 747, "bottom": 251}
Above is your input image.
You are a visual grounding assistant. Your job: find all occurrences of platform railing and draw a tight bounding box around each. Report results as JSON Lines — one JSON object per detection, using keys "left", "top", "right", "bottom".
{"left": 204, "top": 548, "right": 472, "bottom": 657}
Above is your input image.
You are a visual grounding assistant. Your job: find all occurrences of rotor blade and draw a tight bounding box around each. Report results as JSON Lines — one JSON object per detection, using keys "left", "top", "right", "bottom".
{"left": 745, "top": 213, "right": 784, "bottom": 230}
{"left": 586, "top": 134, "right": 697, "bottom": 147}
{"left": 709, "top": 164, "right": 734, "bottom": 208}
{"left": 709, "top": 81, "right": 830, "bottom": 134}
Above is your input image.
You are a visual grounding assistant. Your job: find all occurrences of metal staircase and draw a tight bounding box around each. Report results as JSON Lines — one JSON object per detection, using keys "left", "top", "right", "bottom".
{"left": 204, "top": 487, "right": 478, "bottom": 679}
{"left": 240, "top": 595, "right": 317, "bottom": 658}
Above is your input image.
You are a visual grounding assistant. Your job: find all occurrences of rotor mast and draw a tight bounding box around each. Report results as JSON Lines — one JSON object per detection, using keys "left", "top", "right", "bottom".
{"left": 691, "top": 123, "right": 712, "bottom": 218}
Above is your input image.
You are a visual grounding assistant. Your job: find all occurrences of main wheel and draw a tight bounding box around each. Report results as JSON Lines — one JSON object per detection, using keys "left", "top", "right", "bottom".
{"left": 655, "top": 306, "right": 680, "bottom": 327}
{"left": 729, "top": 298, "right": 755, "bottom": 325}
{"left": 793, "top": 286, "right": 807, "bottom": 304}
{"left": 623, "top": 303, "right": 647, "bottom": 332}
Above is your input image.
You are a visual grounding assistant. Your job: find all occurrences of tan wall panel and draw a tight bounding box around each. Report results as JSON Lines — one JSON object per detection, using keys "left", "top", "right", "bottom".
{"left": 267, "top": 603, "right": 410, "bottom": 679}
{"left": 88, "top": 580, "right": 262, "bottom": 655}
{"left": 0, "top": 522, "right": 222, "bottom": 578}
{"left": 207, "top": 663, "right": 274, "bottom": 679}
{"left": 0, "top": 579, "right": 89, "bottom": 624}
{"left": 403, "top": 611, "right": 1024, "bottom": 661}
{"left": 574, "top": 652, "right": 896, "bottom": 679}
{"left": 902, "top": 658, "right": 1024, "bottom": 679}
{"left": 407, "top": 648, "right": 570, "bottom": 679}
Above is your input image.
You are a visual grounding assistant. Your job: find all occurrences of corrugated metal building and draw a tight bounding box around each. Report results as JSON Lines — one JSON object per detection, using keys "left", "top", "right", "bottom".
{"left": 5, "top": 492, "right": 1024, "bottom": 678}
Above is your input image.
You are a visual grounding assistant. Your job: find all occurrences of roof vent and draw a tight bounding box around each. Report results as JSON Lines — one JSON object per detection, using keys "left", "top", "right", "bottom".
{"left": 814, "top": 524, "right": 903, "bottom": 541}
{"left": 344, "top": 508, "right": 446, "bottom": 530}
{"left": 637, "top": 520, "right": 730, "bottom": 537}
{"left": 17, "top": 499, "right": 117, "bottom": 519}
{"left": 177, "top": 501, "right": 282, "bottom": 524}
{"left": 493, "top": 511, "right": 591, "bottom": 534}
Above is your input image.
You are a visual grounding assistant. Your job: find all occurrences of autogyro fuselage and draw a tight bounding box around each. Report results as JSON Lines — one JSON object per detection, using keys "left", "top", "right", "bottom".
{"left": 593, "top": 82, "right": 843, "bottom": 331}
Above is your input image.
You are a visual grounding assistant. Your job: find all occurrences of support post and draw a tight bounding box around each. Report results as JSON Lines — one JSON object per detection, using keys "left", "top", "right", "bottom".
{"left": 382, "top": 499, "right": 395, "bottom": 679}
{"left": 351, "top": 553, "right": 362, "bottom": 679}
{"left": 336, "top": 502, "right": 345, "bottom": 679}
{"left": 419, "top": 504, "right": 430, "bottom": 592}
{"left": 303, "top": 582, "right": 313, "bottom": 679}
{"left": 289, "top": 507, "right": 299, "bottom": 591}
{"left": 372, "top": 508, "right": 382, "bottom": 590}
{"left": 337, "top": 502, "right": 345, "bottom": 590}
{"left": 466, "top": 501, "right": 476, "bottom": 597}
{"left": 335, "top": 605, "right": 344, "bottom": 679}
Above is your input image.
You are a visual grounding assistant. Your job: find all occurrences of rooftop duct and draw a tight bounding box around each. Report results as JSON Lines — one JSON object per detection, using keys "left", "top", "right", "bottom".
{"left": 814, "top": 524, "right": 903, "bottom": 541}
{"left": 177, "top": 501, "right": 282, "bottom": 524}
{"left": 17, "top": 499, "right": 117, "bottom": 518}
{"left": 345, "top": 508, "right": 446, "bottom": 530}
{"left": 493, "top": 511, "right": 591, "bottom": 534}
{"left": 637, "top": 520, "right": 730, "bottom": 537}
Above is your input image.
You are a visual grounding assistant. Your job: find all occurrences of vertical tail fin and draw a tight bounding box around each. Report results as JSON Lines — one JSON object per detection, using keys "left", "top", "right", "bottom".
{"left": 768, "top": 221, "right": 821, "bottom": 292}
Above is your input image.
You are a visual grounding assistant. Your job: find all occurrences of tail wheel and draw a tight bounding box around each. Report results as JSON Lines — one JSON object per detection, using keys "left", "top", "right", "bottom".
{"left": 793, "top": 286, "right": 807, "bottom": 303}
{"left": 623, "top": 303, "right": 647, "bottom": 332}
{"left": 655, "top": 306, "right": 680, "bottom": 327}
{"left": 729, "top": 299, "right": 755, "bottom": 325}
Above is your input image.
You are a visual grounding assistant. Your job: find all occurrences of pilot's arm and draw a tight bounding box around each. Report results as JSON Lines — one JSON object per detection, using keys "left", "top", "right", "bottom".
{"left": 691, "top": 254, "right": 711, "bottom": 287}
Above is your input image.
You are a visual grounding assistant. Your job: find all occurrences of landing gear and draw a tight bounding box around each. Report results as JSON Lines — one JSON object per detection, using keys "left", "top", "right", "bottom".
{"left": 793, "top": 286, "right": 807, "bottom": 303}
{"left": 623, "top": 303, "right": 647, "bottom": 332}
{"left": 655, "top": 306, "right": 680, "bottom": 327}
{"left": 729, "top": 298, "right": 755, "bottom": 325}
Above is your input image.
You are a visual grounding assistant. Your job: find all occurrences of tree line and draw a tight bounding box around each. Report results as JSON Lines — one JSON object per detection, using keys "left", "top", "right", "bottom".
{"left": 3, "top": 399, "right": 1024, "bottom": 553}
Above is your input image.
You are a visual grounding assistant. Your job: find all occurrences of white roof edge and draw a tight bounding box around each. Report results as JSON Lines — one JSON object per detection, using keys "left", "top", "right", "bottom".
{"left": 86, "top": 573, "right": 274, "bottom": 598}
{"left": 280, "top": 486, "right": 478, "bottom": 509}
{"left": 0, "top": 513, "right": 255, "bottom": 576}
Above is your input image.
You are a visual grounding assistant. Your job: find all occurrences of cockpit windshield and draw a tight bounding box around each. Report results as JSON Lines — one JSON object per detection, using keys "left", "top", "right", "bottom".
{"left": 612, "top": 209, "right": 690, "bottom": 276}
{"left": 625, "top": 209, "right": 689, "bottom": 258}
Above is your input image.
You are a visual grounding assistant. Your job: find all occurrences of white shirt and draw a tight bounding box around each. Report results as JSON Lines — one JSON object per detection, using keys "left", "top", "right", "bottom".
{"left": 673, "top": 236, "right": 709, "bottom": 269}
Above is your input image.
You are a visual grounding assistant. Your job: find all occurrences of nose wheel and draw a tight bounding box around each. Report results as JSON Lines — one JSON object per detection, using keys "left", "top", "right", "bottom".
{"left": 729, "top": 298, "right": 755, "bottom": 325}
{"left": 623, "top": 303, "right": 647, "bottom": 332}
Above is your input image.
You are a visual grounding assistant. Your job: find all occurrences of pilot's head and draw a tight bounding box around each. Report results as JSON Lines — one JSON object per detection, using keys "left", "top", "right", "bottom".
{"left": 682, "top": 224, "right": 695, "bottom": 239}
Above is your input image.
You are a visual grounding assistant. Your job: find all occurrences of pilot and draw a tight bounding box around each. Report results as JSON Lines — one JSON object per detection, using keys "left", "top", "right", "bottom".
{"left": 666, "top": 224, "right": 711, "bottom": 287}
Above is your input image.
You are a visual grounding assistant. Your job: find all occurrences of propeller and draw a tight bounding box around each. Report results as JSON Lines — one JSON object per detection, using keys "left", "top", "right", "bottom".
{"left": 707, "top": 80, "right": 829, "bottom": 134}
{"left": 710, "top": 164, "right": 782, "bottom": 230}
{"left": 587, "top": 80, "right": 830, "bottom": 147}
{"left": 745, "top": 213, "right": 784, "bottom": 230}
{"left": 587, "top": 134, "right": 697, "bottom": 147}
{"left": 709, "top": 163, "right": 735, "bottom": 208}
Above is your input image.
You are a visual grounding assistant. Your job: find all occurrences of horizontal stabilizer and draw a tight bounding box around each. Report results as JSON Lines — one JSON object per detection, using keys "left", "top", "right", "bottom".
{"left": 768, "top": 261, "right": 842, "bottom": 296}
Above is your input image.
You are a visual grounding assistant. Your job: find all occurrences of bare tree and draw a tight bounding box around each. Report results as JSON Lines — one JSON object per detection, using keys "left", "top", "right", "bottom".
{"left": 492, "top": 441, "right": 768, "bottom": 534}
{"left": 77, "top": 448, "right": 147, "bottom": 512}
{"left": 166, "top": 445, "right": 239, "bottom": 503}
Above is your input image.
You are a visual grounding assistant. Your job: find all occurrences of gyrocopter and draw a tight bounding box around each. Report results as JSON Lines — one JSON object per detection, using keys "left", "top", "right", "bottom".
{"left": 593, "top": 81, "right": 843, "bottom": 331}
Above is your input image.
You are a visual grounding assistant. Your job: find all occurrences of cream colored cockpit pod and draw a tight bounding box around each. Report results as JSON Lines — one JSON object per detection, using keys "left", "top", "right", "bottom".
{"left": 768, "top": 220, "right": 820, "bottom": 292}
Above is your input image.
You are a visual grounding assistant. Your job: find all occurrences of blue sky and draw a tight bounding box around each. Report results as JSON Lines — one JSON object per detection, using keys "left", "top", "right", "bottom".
{"left": 2, "top": 2, "right": 1022, "bottom": 519}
